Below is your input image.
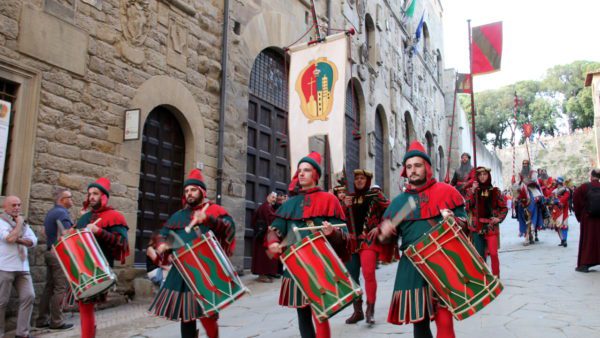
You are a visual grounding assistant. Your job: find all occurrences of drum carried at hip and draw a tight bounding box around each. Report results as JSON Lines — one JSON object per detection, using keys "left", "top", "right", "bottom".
{"left": 53, "top": 229, "right": 116, "bottom": 301}
{"left": 172, "top": 231, "right": 248, "bottom": 317}
{"left": 404, "top": 217, "right": 503, "bottom": 320}
{"left": 281, "top": 230, "right": 362, "bottom": 323}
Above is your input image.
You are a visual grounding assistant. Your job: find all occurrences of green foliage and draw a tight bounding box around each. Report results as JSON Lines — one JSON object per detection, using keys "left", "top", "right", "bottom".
{"left": 541, "top": 60, "right": 600, "bottom": 130}
{"left": 467, "top": 60, "right": 600, "bottom": 148}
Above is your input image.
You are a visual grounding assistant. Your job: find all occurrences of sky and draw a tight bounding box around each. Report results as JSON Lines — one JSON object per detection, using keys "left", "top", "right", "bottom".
{"left": 442, "top": 0, "right": 600, "bottom": 92}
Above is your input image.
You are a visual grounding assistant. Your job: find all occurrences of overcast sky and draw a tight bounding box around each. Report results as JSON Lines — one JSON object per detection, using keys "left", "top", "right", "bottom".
{"left": 442, "top": 0, "right": 600, "bottom": 92}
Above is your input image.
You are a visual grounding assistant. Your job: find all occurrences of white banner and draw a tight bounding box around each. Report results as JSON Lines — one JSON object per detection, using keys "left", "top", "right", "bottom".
{"left": 0, "top": 100, "right": 11, "bottom": 190}
{"left": 288, "top": 32, "right": 348, "bottom": 179}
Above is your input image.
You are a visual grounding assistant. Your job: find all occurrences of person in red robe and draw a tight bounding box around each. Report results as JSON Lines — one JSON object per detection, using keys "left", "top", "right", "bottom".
{"left": 573, "top": 169, "right": 600, "bottom": 272}
{"left": 251, "top": 192, "right": 279, "bottom": 282}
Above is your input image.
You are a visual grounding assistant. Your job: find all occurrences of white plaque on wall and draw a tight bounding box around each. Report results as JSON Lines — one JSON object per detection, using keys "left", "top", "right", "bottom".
{"left": 0, "top": 100, "right": 12, "bottom": 190}
{"left": 124, "top": 108, "right": 140, "bottom": 141}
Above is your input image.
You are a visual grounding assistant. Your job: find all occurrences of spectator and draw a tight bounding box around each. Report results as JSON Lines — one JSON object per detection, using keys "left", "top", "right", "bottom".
{"left": 251, "top": 192, "right": 279, "bottom": 283}
{"left": 0, "top": 195, "right": 37, "bottom": 338}
{"left": 146, "top": 231, "right": 171, "bottom": 287}
{"left": 35, "top": 188, "right": 75, "bottom": 330}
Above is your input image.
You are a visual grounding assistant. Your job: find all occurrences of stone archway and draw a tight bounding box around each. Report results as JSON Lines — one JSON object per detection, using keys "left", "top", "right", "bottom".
{"left": 124, "top": 75, "right": 205, "bottom": 264}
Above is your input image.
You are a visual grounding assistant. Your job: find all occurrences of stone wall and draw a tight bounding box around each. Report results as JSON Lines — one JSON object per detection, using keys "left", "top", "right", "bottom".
{"left": 497, "top": 128, "right": 596, "bottom": 188}
{"left": 0, "top": 0, "right": 227, "bottom": 318}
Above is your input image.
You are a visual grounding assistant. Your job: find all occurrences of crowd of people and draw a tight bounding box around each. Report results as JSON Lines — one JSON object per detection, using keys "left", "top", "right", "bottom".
{"left": 1, "top": 144, "right": 600, "bottom": 338}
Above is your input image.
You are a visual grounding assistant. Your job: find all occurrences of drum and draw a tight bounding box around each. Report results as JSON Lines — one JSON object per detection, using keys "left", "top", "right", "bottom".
{"left": 404, "top": 217, "right": 503, "bottom": 320}
{"left": 53, "top": 229, "right": 116, "bottom": 300}
{"left": 172, "top": 231, "right": 248, "bottom": 317}
{"left": 281, "top": 232, "right": 362, "bottom": 323}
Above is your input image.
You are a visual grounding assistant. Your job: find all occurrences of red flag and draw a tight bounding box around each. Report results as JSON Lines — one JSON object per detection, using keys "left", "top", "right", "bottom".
{"left": 522, "top": 123, "right": 533, "bottom": 138}
{"left": 456, "top": 73, "right": 472, "bottom": 93}
{"left": 471, "top": 22, "right": 502, "bottom": 75}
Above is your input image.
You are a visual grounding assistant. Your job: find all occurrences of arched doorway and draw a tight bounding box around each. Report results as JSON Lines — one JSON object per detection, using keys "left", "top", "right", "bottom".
{"left": 345, "top": 82, "right": 361, "bottom": 192}
{"left": 245, "top": 48, "right": 290, "bottom": 269}
{"left": 135, "top": 106, "right": 186, "bottom": 264}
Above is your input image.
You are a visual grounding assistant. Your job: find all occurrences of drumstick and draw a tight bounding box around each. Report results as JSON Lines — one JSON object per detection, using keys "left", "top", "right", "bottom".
{"left": 292, "top": 223, "right": 347, "bottom": 232}
{"left": 378, "top": 196, "right": 417, "bottom": 242}
{"left": 185, "top": 204, "right": 210, "bottom": 233}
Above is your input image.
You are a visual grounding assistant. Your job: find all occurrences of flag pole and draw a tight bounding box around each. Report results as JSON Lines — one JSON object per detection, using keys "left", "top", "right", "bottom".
{"left": 512, "top": 92, "right": 518, "bottom": 183}
{"left": 309, "top": 0, "right": 322, "bottom": 41}
{"left": 445, "top": 73, "right": 459, "bottom": 183}
{"left": 467, "top": 19, "right": 477, "bottom": 167}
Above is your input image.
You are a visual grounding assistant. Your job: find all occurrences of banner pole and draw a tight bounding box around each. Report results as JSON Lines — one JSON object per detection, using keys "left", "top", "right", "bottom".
{"left": 467, "top": 19, "right": 477, "bottom": 168}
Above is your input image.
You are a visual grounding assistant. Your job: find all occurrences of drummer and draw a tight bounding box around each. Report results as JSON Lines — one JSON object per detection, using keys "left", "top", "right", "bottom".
{"left": 379, "top": 141, "right": 467, "bottom": 338}
{"left": 267, "top": 152, "right": 348, "bottom": 338}
{"left": 149, "top": 168, "right": 235, "bottom": 338}
{"left": 75, "top": 177, "right": 129, "bottom": 338}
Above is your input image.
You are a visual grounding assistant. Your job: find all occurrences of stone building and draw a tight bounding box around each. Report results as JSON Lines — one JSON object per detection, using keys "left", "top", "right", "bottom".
{"left": 0, "top": 0, "right": 499, "bottom": 322}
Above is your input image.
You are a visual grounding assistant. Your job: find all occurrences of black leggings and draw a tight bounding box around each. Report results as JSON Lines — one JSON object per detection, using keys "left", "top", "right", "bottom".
{"left": 413, "top": 307, "right": 433, "bottom": 338}
{"left": 181, "top": 320, "right": 197, "bottom": 338}
{"left": 297, "top": 307, "right": 316, "bottom": 338}
{"left": 413, "top": 319, "right": 433, "bottom": 338}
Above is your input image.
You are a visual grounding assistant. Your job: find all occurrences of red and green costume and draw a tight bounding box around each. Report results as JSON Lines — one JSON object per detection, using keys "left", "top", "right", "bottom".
{"left": 73, "top": 177, "right": 129, "bottom": 338}
{"left": 385, "top": 179, "right": 467, "bottom": 324}
{"left": 148, "top": 168, "right": 235, "bottom": 338}
{"left": 267, "top": 187, "right": 347, "bottom": 308}
{"left": 385, "top": 141, "right": 466, "bottom": 338}
{"left": 266, "top": 152, "right": 348, "bottom": 338}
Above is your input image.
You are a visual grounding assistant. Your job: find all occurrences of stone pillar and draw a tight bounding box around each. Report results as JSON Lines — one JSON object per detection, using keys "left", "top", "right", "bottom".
{"left": 585, "top": 71, "right": 600, "bottom": 166}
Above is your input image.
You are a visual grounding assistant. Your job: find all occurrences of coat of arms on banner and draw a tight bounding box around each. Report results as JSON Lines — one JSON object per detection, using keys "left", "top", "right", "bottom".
{"left": 295, "top": 57, "right": 339, "bottom": 122}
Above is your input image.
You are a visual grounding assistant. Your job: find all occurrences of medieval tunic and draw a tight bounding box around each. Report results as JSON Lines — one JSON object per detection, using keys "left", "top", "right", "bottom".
{"left": 148, "top": 202, "right": 235, "bottom": 321}
{"left": 384, "top": 179, "right": 467, "bottom": 324}
{"left": 348, "top": 189, "right": 391, "bottom": 256}
{"left": 573, "top": 182, "right": 600, "bottom": 268}
{"left": 267, "top": 187, "right": 347, "bottom": 308}
{"left": 465, "top": 183, "right": 508, "bottom": 258}
{"left": 250, "top": 200, "right": 279, "bottom": 276}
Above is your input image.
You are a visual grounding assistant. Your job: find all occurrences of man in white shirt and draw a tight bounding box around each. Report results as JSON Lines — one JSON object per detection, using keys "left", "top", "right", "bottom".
{"left": 0, "top": 195, "right": 37, "bottom": 338}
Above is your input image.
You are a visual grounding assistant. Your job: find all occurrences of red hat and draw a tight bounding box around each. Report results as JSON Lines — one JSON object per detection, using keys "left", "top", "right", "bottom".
{"left": 88, "top": 177, "right": 111, "bottom": 197}
{"left": 184, "top": 168, "right": 207, "bottom": 191}
{"left": 401, "top": 141, "right": 433, "bottom": 179}
{"left": 298, "top": 152, "right": 322, "bottom": 177}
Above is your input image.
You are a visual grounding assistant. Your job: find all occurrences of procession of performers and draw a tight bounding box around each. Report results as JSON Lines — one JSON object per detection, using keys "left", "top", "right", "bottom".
{"left": 43, "top": 144, "right": 586, "bottom": 338}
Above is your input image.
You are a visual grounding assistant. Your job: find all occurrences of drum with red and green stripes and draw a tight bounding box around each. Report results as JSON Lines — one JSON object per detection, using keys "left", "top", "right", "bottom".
{"left": 404, "top": 217, "right": 503, "bottom": 320}
{"left": 172, "top": 231, "right": 248, "bottom": 317}
{"left": 281, "top": 232, "right": 362, "bottom": 323}
{"left": 53, "top": 229, "right": 116, "bottom": 300}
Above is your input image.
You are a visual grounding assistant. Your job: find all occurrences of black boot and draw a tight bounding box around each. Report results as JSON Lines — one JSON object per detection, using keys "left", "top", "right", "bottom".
{"left": 345, "top": 299, "right": 364, "bottom": 324}
{"left": 365, "top": 302, "right": 375, "bottom": 325}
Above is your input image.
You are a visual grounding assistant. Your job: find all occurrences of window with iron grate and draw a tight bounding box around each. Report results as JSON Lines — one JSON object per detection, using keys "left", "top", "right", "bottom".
{"left": 249, "top": 49, "right": 288, "bottom": 110}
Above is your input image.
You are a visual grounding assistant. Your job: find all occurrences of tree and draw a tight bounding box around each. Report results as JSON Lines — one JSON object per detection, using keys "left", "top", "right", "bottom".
{"left": 541, "top": 60, "right": 600, "bottom": 130}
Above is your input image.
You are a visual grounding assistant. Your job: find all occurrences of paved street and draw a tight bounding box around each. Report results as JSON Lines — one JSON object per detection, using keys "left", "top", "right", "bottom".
{"left": 32, "top": 215, "right": 599, "bottom": 338}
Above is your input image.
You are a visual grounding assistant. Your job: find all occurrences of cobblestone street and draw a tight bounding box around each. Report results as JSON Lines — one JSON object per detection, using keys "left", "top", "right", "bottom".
{"left": 31, "top": 215, "right": 600, "bottom": 338}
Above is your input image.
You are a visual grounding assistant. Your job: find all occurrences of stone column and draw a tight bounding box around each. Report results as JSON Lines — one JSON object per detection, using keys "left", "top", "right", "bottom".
{"left": 585, "top": 71, "right": 600, "bottom": 166}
